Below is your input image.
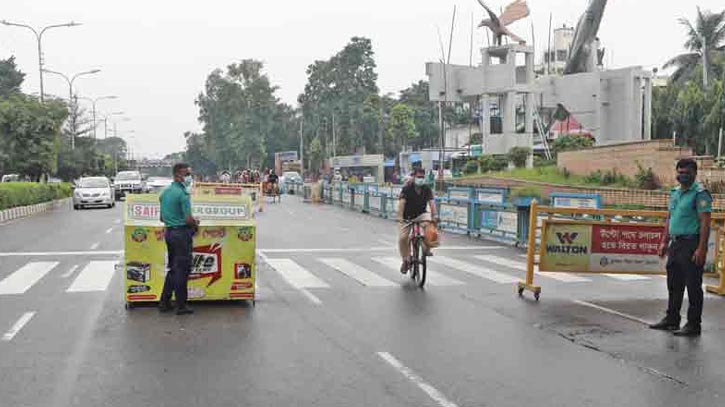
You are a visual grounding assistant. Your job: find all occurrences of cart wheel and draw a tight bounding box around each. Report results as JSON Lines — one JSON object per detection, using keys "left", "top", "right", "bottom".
{"left": 534, "top": 292, "right": 541, "bottom": 301}
{"left": 124, "top": 302, "right": 134, "bottom": 310}
{"left": 517, "top": 287, "right": 525, "bottom": 297}
{"left": 252, "top": 300, "right": 256, "bottom": 307}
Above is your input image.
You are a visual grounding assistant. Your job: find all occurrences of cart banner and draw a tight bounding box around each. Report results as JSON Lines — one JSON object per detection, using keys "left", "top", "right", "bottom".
{"left": 126, "top": 194, "right": 253, "bottom": 224}
{"left": 124, "top": 224, "right": 256, "bottom": 302}
{"left": 440, "top": 203, "right": 469, "bottom": 228}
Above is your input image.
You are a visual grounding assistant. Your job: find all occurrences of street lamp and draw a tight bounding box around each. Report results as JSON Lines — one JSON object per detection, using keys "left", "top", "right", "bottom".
{"left": 43, "top": 68, "right": 101, "bottom": 149}
{"left": 77, "top": 95, "right": 117, "bottom": 139}
{"left": 0, "top": 20, "right": 81, "bottom": 103}
{"left": 96, "top": 111, "right": 125, "bottom": 139}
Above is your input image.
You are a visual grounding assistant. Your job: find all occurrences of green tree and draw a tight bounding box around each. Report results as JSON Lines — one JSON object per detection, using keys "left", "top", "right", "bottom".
{"left": 664, "top": 7, "right": 725, "bottom": 84}
{"left": 388, "top": 104, "right": 416, "bottom": 155}
{"left": 0, "top": 57, "right": 25, "bottom": 97}
{"left": 551, "top": 134, "right": 594, "bottom": 156}
{"left": 183, "top": 131, "right": 217, "bottom": 177}
{"left": 508, "top": 146, "right": 532, "bottom": 168}
{"left": 307, "top": 136, "right": 323, "bottom": 176}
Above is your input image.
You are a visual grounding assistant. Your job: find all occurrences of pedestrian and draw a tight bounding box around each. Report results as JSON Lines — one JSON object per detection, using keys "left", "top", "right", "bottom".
{"left": 650, "top": 158, "right": 712, "bottom": 337}
{"left": 159, "top": 162, "right": 200, "bottom": 315}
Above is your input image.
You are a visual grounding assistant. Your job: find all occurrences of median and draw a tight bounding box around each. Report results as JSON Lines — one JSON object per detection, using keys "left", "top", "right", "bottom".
{"left": 0, "top": 182, "right": 72, "bottom": 222}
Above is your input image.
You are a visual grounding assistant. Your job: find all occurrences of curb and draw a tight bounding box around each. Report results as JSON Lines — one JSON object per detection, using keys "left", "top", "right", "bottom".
{"left": 0, "top": 198, "right": 71, "bottom": 224}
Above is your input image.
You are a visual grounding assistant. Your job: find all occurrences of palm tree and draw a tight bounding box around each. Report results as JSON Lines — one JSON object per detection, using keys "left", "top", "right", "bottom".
{"left": 664, "top": 7, "right": 725, "bottom": 85}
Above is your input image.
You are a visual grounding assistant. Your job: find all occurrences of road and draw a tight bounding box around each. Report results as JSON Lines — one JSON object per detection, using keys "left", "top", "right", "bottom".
{"left": 0, "top": 196, "right": 723, "bottom": 406}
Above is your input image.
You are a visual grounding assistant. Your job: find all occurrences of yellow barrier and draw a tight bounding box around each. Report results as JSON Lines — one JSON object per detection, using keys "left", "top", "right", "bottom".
{"left": 518, "top": 201, "right": 725, "bottom": 300}
{"left": 193, "top": 182, "right": 265, "bottom": 213}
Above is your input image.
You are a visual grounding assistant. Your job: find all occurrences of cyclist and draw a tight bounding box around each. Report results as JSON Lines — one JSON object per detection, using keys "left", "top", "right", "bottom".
{"left": 397, "top": 167, "right": 438, "bottom": 273}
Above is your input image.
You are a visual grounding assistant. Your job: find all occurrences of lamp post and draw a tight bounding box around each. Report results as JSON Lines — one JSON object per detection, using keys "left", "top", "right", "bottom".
{"left": 43, "top": 68, "right": 101, "bottom": 149}
{"left": 0, "top": 20, "right": 81, "bottom": 103}
{"left": 97, "top": 111, "right": 125, "bottom": 139}
{"left": 78, "top": 96, "right": 117, "bottom": 139}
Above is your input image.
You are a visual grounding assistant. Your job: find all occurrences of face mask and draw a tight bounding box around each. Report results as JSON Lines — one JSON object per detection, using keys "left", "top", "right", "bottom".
{"left": 676, "top": 173, "right": 693, "bottom": 185}
{"left": 414, "top": 177, "right": 426, "bottom": 186}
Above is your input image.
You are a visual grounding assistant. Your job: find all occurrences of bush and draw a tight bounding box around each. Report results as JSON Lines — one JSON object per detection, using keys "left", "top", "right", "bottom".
{"left": 551, "top": 134, "right": 594, "bottom": 156}
{"left": 583, "top": 169, "right": 631, "bottom": 187}
{"left": 511, "top": 186, "right": 542, "bottom": 200}
{"left": 464, "top": 160, "right": 479, "bottom": 175}
{"left": 478, "top": 155, "right": 508, "bottom": 173}
{"left": 634, "top": 163, "right": 661, "bottom": 190}
{"left": 508, "top": 147, "right": 531, "bottom": 168}
{"left": 0, "top": 182, "right": 72, "bottom": 210}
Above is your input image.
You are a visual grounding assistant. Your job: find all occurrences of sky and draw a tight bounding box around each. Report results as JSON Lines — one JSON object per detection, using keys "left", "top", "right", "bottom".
{"left": 1, "top": 0, "right": 722, "bottom": 158}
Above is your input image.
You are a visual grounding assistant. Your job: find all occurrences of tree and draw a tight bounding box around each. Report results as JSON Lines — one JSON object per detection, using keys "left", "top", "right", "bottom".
{"left": 388, "top": 104, "right": 417, "bottom": 155}
{"left": 307, "top": 136, "right": 323, "bottom": 176}
{"left": 0, "top": 57, "right": 25, "bottom": 98}
{"left": 551, "top": 134, "right": 594, "bottom": 156}
{"left": 183, "top": 131, "right": 216, "bottom": 177}
{"left": 664, "top": 8, "right": 725, "bottom": 85}
{"left": 398, "top": 81, "right": 438, "bottom": 149}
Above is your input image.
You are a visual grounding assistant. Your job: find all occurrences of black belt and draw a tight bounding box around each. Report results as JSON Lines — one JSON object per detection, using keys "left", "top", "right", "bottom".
{"left": 671, "top": 234, "right": 698, "bottom": 242}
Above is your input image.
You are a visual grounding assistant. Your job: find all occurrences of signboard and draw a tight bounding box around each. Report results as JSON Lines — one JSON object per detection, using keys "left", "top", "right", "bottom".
{"left": 440, "top": 203, "right": 469, "bottom": 228}
{"left": 342, "top": 189, "right": 352, "bottom": 205}
{"left": 497, "top": 211, "right": 518, "bottom": 234}
{"left": 275, "top": 151, "right": 298, "bottom": 162}
{"left": 448, "top": 188, "right": 471, "bottom": 202}
{"left": 476, "top": 188, "right": 505, "bottom": 205}
{"left": 369, "top": 195, "right": 382, "bottom": 211}
{"left": 127, "top": 199, "right": 251, "bottom": 222}
{"left": 551, "top": 193, "right": 601, "bottom": 210}
{"left": 353, "top": 191, "right": 364, "bottom": 209}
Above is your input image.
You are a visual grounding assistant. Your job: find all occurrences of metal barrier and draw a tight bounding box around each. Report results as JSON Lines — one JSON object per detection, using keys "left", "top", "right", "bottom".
{"left": 472, "top": 187, "right": 518, "bottom": 244}
{"left": 366, "top": 184, "right": 384, "bottom": 216}
{"left": 437, "top": 187, "right": 473, "bottom": 235}
{"left": 519, "top": 201, "right": 725, "bottom": 300}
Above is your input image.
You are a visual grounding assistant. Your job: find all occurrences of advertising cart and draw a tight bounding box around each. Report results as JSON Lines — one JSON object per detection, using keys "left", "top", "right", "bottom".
{"left": 123, "top": 193, "right": 256, "bottom": 308}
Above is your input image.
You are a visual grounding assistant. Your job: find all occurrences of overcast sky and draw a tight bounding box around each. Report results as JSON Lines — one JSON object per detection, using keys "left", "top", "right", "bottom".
{"left": 1, "top": 0, "right": 721, "bottom": 158}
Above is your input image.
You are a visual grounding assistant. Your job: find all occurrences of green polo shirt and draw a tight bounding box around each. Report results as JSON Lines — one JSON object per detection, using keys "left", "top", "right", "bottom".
{"left": 668, "top": 182, "right": 712, "bottom": 236}
{"left": 159, "top": 182, "right": 191, "bottom": 227}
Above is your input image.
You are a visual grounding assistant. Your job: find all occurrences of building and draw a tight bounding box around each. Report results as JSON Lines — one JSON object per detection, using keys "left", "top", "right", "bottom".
{"left": 537, "top": 25, "right": 575, "bottom": 74}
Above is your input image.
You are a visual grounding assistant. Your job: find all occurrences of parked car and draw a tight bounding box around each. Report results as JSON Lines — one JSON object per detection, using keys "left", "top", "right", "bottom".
{"left": 1, "top": 174, "right": 21, "bottom": 183}
{"left": 145, "top": 176, "right": 173, "bottom": 193}
{"left": 73, "top": 177, "right": 115, "bottom": 209}
{"left": 113, "top": 171, "right": 145, "bottom": 200}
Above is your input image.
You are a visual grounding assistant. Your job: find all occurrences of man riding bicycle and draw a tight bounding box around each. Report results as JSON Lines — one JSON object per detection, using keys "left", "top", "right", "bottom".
{"left": 397, "top": 167, "right": 438, "bottom": 273}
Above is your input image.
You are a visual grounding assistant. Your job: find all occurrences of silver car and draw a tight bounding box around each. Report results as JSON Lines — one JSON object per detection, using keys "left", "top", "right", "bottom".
{"left": 73, "top": 177, "right": 115, "bottom": 209}
{"left": 145, "top": 176, "right": 173, "bottom": 193}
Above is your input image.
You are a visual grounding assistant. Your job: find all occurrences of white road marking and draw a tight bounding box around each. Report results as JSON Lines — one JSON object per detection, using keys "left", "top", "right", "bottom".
{"left": 66, "top": 261, "right": 117, "bottom": 292}
{"left": 377, "top": 352, "right": 459, "bottom": 407}
{"left": 0, "top": 262, "right": 59, "bottom": 295}
{"left": 2, "top": 312, "right": 36, "bottom": 342}
{"left": 259, "top": 246, "right": 502, "bottom": 254}
{"left": 0, "top": 250, "right": 123, "bottom": 257}
{"left": 603, "top": 274, "right": 651, "bottom": 281}
{"left": 320, "top": 258, "right": 396, "bottom": 287}
{"left": 428, "top": 256, "right": 518, "bottom": 284}
{"left": 372, "top": 257, "right": 464, "bottom": 286}
{"left": 265, "top": 258, "right": 330, "bottom": 289}
{"left": 572, "top": 300, "right": 650, "bottom": 325}
{"left": 60, "top": 265, "right": 79, "bottom": 278}
{"left": 300, "top": 289, "right": 322, "bottom": 305}
{"left": 377, "top": 238, "right": 394, "bottom": 246}
{"left": 89, "top": 242, "right": 100, "bottom": 250}
{"left": 105, "top": 227, "right": 113, "bottom": 234}
{"left": 474, "top": 255, "right": 592, "bottom": 283}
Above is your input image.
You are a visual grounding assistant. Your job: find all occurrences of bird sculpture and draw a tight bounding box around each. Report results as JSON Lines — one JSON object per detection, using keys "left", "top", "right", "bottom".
{"left": 476, "top": 0, "right": 530, "bottom": 46}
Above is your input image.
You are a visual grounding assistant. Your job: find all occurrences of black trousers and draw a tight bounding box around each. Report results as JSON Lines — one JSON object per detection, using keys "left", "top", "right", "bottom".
{"left": 666, "top": 238, "right": 704, "bottom": 325}
{"left": 161, "top": 227, "right": 193, "bottom": 306}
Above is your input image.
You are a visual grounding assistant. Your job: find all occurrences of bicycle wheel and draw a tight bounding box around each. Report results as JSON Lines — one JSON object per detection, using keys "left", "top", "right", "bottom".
{"left": 415, "top": 237, "right": 426, "bottom": 288}
{"left": 410, "top": 239, "right": 419, "bottom": 281}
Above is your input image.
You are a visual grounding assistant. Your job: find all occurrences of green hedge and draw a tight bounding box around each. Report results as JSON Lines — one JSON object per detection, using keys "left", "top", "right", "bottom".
{"left": 0, "top": 183, "right": 72, "bottom": 210}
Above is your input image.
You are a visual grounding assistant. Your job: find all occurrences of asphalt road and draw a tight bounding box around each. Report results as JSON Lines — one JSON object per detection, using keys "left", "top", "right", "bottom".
{"left": 0, "top": 196, "right": 724, "bottom": 407}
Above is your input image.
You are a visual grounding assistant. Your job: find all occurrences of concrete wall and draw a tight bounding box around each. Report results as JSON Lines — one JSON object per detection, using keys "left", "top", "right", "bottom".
{"left": 557, "top": 140, "right": 692, "bottom": 186}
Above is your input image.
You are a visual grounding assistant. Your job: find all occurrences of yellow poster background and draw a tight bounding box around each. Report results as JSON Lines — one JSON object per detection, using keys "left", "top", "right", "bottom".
{"left": 539, "top": 222, "right": 592, "bottom": 272}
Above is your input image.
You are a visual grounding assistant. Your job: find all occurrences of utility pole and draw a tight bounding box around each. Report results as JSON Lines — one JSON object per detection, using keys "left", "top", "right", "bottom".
{"left": 332, "top": 112, "right": 337, "bottom": 158}
{"left": 701, "top": 32, "right": 709, "bottom": 88}
{"left": 0, "top": 20, "right": 81, "bottom": 103}
{"left": 78, "top": 96, "right": 117, "bottom": 139}
{"left": 299, "top": 115, "right": 305, "bottom": 179}
{"left": 43, "top": 68, "right": 101, "bottom": 148}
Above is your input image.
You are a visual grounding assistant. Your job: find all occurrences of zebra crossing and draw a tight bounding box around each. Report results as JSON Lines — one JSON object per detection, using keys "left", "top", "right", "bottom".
{"left": 0, "top": 260, "right": 118, "bottom": 297}
{"left": 262, "top": 252, "right": 664, "bottom": 292}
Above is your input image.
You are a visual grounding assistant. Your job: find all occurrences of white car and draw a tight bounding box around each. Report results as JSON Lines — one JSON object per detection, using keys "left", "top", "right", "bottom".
{"left": 113, "top": 171, "right": 145, "bottom": 200}
{"left": 73, "top": 177, "right": 115, "bottom": 209}
{"left": 145, "top": 176, "right": 173, "bottom": 193}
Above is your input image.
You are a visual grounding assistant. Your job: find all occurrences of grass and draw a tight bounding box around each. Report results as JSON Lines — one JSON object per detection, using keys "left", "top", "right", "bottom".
{"left": 459, "top": 166, "right": 635, "bottom": 189}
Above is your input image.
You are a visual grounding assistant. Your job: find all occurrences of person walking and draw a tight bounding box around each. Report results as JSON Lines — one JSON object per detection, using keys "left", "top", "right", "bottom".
{"left": 650, "top": 159, "right": 712, "bottom": 337}
{"left": 159, "top": 163, "right": 199, "bottom": 315}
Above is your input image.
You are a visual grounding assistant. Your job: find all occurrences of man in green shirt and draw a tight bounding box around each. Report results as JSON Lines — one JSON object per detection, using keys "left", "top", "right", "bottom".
{"left": 650, "top": 159, "right": 712, "bottom": 337}
{"left": 159, "top": 163, "right": 199, "bottom": 315}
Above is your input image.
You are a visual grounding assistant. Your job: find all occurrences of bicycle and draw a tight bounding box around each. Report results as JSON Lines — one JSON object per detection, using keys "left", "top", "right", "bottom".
{"left": 403, "top": 220, "right": 429, "bottom": 288}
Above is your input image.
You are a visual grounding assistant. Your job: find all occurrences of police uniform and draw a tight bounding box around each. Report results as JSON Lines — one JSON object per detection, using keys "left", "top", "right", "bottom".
{"left": 665, "top": 182, "right": 712, "bottom": 327}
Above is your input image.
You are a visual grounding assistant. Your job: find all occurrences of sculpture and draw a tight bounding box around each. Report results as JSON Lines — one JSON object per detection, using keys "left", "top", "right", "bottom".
{"left": 563, "top": 0, "right": 608, "bottom": 74}
{"left": 476, "top": 0, "right": 530, "bottom": 46}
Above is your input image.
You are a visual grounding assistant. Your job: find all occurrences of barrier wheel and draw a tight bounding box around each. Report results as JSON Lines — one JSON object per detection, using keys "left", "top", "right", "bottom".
{"left": 124, "top": 302, "right": 135, "bottom": 310}
{"left": 517, "top": 287, "right": 525, "bottom": 297}
{"left": 534, "top": 292, "right": 540, "bottom": 301}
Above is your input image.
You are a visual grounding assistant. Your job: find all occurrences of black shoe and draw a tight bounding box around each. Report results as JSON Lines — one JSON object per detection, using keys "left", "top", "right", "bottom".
{"left": 400, "top": 260, "right": 409, "bottom": 274}
{"left": 159, "top": 301, "right": 174, "bottom": 313}
{"left": 176, "top": 306, "right": 194, "bottom": 315}
{"left": 649, "top": 318, "right": 680, "bottom": 331}
{"left": 673, "top": 324, "right": 701, "bottom": 337}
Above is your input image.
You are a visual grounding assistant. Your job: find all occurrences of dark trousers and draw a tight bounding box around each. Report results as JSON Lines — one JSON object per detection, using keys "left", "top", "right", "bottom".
{"left": 161, "top": 227, "right": 193, "bottom": 307}
{"left": 666, "top": 238, "right": 704, "bottom": 325}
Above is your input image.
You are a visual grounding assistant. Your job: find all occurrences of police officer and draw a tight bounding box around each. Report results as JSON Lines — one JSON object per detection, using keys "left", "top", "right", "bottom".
{"left": 650, "top": 158, "right": 712, "bottom": 337}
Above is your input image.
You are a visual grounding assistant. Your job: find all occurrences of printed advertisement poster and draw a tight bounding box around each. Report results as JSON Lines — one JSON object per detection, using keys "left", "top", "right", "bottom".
{"left": 342, "top": 190, "right": 352, "bottom": 205}
{"left": 449, "top": 189, "right": 470, "bottom": 202}
{"left": 440, "top": 203, "right": 469, "bottom": 228}
{"left": 589, "top": 224, "right": 664, "bottom": 273}
{"left": 552, "top": 196, "right": 600, "bottom": 209}
{"left": 497, "top": 212, "right": 518, "bottom": 235}
{"left": 477, "top": 189, "right": 505, "bottom": 205}
{"left": 353, "top": 192, "right": 364, "bottom": 209}
{"left": 480, "top": 210, "right": 499, "bottom": 230}
{"left": 540, "top": 223, "right": 592, "bottom": 272}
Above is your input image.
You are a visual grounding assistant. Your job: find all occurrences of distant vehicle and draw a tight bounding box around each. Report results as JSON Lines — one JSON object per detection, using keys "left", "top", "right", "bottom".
{"left": 73, "top": 177, "right": 115, "bottom": 209}
{"left": 146, "top": 176, "right": 173, "bottom": 193}
{"left": 113, "top": 171, "right": 144, "bottom": 200}
{"left": 1, "top": 174, "right": 21, "bottom": 183}
{"left": 47, "top": 177, "right": 62, "bottom": 184}
{"left": 282, "top": 171, "right": 302, "bottom": 185}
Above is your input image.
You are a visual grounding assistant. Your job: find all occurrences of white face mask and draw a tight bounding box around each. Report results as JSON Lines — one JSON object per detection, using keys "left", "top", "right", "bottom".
{"left": 414, "top": 177, "right": 426, "bottom": 186}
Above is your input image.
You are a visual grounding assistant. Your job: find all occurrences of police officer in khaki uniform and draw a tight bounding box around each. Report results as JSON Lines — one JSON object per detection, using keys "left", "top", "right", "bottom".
{"left": 650, "top": 159, "right": 712, "bottom": 337}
